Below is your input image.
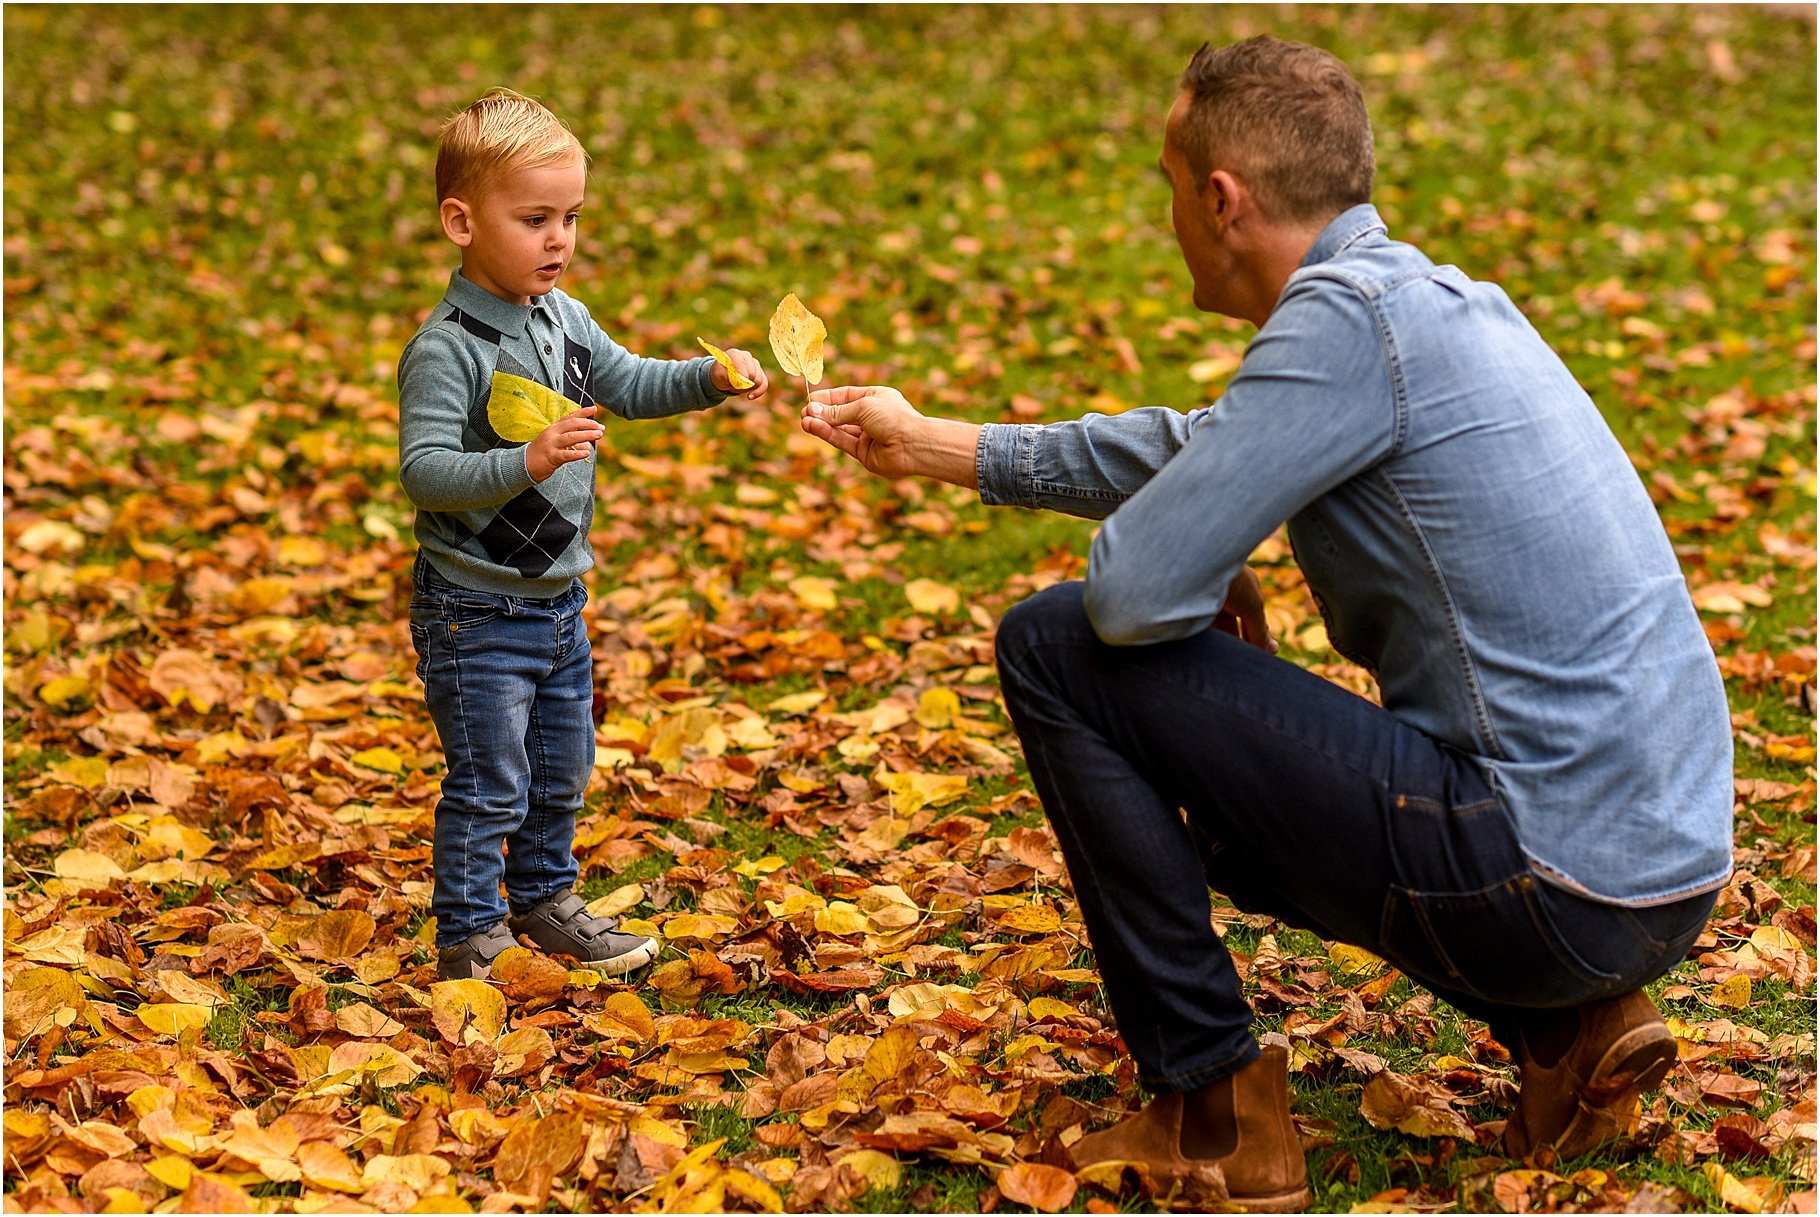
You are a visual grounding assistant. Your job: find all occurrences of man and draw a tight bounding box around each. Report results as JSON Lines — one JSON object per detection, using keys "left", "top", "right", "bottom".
{"left": 801, "top": 35, "right": 1733, "bottom": 1210}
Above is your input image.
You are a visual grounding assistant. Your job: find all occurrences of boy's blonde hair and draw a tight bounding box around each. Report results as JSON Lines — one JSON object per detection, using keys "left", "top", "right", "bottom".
{"left": 435, "top": 87, "right": 588, "bottom": 204}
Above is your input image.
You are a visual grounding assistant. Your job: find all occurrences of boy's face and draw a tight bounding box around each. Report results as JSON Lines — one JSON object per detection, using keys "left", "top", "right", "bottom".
{"left": 443, "top": 157, "right": 587, "bottom": 305}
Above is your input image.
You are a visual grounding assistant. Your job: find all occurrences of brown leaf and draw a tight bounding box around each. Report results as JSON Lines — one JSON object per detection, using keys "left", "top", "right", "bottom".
{"left": 1359, "top": 1070, "right": 1477, "bottom": 1139}
{"left": 997, "top": 1162, "right": 1078, "bottom": 1213}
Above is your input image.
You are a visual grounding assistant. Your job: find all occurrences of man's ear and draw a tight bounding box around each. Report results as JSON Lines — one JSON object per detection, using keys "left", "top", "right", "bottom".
{"left": 440, "top": 198, "right": 474, "bottom": 247}
{"left": 1205, "top": 169, "right": 1246, "bottom": 232}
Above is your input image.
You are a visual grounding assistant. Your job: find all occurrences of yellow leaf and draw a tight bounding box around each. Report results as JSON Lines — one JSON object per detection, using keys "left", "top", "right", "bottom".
{"left": 138, "top": 1003, "right": 215, "bottom": 1036}
{"left": 350, "top": 746, "right": 407, "bottom": 776}
{"left": 1702, "top": 1163, "right": 1775, "bottom": 1213}
{"left": 1026, "top": 996, "right": 1081, "bottom": 1022}
{"left": 877, "top": 770, "right": 970, "bottom": 816}
{"left": 4, "top": 967, "right": 89, "bottom": 1040}
{"left": 904, "top": 578, "right": 960, "bottom": 616}
{"left": 915, "top": 687, "right": 961, "bottom": 729}
{"left": 663, "top": 913, "right": 739, "bottom": 941}
{"left": 55, "top": 847, "right": 127, "bottom": 885}
{"left": 836, "top": 1148, "right": 901, "bottom": 1193}
{"left": 815, "top": 902, "right": 870, "bottom": 936}
{"left": 430, "top": 978, "right": 507, "bottom": 1044}
{"left": 51, "top": 757, "right": 110, "bottom": 789}
{"left": 40, "top": 675, "right": 90, "bottom": 707}
{"left": 297, "top": 1141, "right": 365, "bottom": 1193}
{"left": 1710, "top": 974, "right": 1752, "bottom": 1008}
{"left": 1749, "top": 926, "right": 1801, "bottom": 952}
{"left": 767, "top": 292, "right": 828, "bottom": 385}
{"left": 725, "top": 1167, "right": 784, "bottom": 1213}
{"left": 1187, "top": 351, "right": 1245, "bottom": 383}
{"left": 589, "top": 883, "right": 646, "bottom": 919}
{"left": 628, "top": 1115, "right": 688, "bottom": 1147}
{"left": 486, "top": 370, "right": 581, "bottom": 444}
{"left": 768, "top": 691, "right": 826, "bottom": 715}
{"left": 325, "top": 1041, "right": 421, "bottom": 1088}
{"left": 1329, "top": 943, "right": 1387, "bottom": 977}
{"left": 590, "top": 991, "right": 656, "bottom": 1041}
{"left": 790, "top": 575, "right": 839, "bottom": 612}
{"left": 299, "top": 909, "right": 376, "bottom": 961}
{"left": 363, "top": 1153, "right": 451, "bottom": 1193}
{"left": 277, "top": 536, "right": 329, "bottom": 566}
{"left": 698, "top": 338, "right": 755, "bottom": 389}
{"left": 999, "top": 904, "right": 1062, "bottom": 935}
{"left": 733, "top": 855, "right": 787, "bottom": 878}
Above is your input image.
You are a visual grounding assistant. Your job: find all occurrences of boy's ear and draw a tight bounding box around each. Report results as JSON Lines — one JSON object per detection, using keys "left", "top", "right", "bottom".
{"left": 439, "top": 198, "right": 475, "bottom": 247}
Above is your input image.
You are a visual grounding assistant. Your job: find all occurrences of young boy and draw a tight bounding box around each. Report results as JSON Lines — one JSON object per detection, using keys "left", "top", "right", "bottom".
{"left": 397, "top": 88, "right": 768, "bottom": 981}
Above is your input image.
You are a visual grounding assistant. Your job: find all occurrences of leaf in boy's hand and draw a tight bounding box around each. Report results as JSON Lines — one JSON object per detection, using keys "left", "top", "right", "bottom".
{"left": 697, "top": 338, "right": 755, "bottom": 389}
{"left": 768, "top": 293, "right": 827, "bottom": 385}
{"left": 486, "top": 370, "right": 581, "bottom": 443}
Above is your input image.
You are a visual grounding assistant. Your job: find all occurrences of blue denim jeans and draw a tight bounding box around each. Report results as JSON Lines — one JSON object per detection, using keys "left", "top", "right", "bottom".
{"left": 995, "top": 583, "right": 1715, "bottom": 1093}
{"left": 409, "top": 555, "right": 593, "bottom": 946}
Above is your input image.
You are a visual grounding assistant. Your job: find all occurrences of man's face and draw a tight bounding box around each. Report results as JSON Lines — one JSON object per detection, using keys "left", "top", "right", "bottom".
{"left": 1160, "top": 91, "right": 1228, "bottom": 315}
{"left": 458, "top": 158, "right": 587, "bottom": 305}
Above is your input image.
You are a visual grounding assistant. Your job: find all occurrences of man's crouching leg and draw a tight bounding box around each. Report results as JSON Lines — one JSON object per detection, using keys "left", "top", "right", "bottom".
{"left": 995, "top": 583, "right": 1311, "bottom": 1208}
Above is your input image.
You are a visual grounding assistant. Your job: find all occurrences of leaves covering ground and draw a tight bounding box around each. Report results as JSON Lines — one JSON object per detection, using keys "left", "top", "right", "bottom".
{"left": 3, "top": 4, "right": 1815, "bottom": 1214}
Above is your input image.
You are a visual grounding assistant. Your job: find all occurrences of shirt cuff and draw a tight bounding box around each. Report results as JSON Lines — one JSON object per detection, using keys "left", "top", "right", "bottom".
{"left": 975, "top": 422, "right": 1038, "bottom": 507}
{"left": 695, "top": 356, "right": 732, "bottom": 403}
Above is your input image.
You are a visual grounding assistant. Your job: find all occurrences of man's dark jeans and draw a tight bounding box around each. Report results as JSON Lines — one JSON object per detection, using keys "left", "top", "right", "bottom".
{"left": 995, "top": 582, "right": 1715, "bottom": 1093}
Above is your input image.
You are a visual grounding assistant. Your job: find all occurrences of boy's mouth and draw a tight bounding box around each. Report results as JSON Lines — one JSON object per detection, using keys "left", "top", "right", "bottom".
{"left": 537, "top": 261, "right": 564, "bottom": 276}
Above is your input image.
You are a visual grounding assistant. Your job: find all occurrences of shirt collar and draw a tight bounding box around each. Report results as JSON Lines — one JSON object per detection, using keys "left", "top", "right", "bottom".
{"left": 1299, "top": 203, "right": 1387, "bottom": 268}
{"left": 443, "top": 268, "right": 543, "bottom": 338}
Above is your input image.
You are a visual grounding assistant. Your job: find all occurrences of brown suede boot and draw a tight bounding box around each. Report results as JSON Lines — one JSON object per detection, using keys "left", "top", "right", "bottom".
{"left": 1070, "top": 1046, "right": 1312, "bottom": 1212}
{"left": 1504, "top": 989, "right": 1680, "bottom": 1159}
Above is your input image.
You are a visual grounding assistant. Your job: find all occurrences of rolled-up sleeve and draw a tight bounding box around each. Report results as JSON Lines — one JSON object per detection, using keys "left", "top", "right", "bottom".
{"left": 1082, "top": 277, "right": 1397, "bottom": 645}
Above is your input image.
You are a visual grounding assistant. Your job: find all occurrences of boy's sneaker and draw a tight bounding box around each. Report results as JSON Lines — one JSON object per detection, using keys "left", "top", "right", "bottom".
{"left": 508, "top": 889, "right": 660, "bottom": 976}
{"left": 437, "top": 923, "right": 519, "bottom": 981}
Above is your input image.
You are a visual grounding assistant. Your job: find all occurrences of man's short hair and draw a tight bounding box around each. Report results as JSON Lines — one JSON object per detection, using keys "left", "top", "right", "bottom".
{"left": 1177, "top": 36, "right": 1373, "bottom": 225}
{"left": 435, "top": 87, "right": 588, "bottom": 205}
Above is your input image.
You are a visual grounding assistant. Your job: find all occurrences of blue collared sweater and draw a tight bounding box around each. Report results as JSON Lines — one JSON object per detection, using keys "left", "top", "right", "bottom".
{"left": 396, "top": 270, "right": 728, "bottom": 597}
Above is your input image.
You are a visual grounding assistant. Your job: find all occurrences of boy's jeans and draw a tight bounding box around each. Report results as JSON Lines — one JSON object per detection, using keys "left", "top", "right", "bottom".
{"left": 995, "top": 583, "right": 1714, "bottom": 1093}
{"left": 410, "top": 555, "right": 593, "bottom": 947}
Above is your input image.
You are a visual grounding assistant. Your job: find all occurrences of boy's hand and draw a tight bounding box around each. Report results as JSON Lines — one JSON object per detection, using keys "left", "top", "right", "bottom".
{"left": 708, "top": 346, "right": 769, "bottom": 400}
{"left": 526, "top": 406, "right": 604, "bottom": 482}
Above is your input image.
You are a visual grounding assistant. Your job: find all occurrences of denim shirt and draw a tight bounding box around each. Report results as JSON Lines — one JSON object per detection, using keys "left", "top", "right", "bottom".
{"left": 975, "top": 205, "right": 1733, "bottom": 906}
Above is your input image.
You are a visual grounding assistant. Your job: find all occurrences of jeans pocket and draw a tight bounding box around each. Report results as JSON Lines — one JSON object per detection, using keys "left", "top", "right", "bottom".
{"left": 409, "top": 621, "right": 428, "bottom": 675}
{"left": 441, "top": 590, "right": 507, "bottom": 629}
{"left": 1380, "top": 875, "right": 1622, "bottom": 1008}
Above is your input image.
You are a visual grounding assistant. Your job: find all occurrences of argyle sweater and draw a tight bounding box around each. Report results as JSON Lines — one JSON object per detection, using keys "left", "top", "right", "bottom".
{"left": 397, "top": 270, "right": 728, "bottom": 598}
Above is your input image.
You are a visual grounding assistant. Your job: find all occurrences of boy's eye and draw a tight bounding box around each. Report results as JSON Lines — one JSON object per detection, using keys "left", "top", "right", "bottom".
{"left": 525, "top": 216, "right": 545, "bottom": 227}
{"left": 565, "top": 213, "right": 579, "bottom": 226}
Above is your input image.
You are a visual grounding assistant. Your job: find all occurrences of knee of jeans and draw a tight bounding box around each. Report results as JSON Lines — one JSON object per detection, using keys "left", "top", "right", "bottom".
{"left": 996, "top": 582, "right": 1090, "bottom": 675}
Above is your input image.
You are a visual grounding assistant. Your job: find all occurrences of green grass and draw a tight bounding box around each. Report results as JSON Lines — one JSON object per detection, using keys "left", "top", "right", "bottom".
{"left": 4, "top": 3, "right": 1814, "bottom": 1213}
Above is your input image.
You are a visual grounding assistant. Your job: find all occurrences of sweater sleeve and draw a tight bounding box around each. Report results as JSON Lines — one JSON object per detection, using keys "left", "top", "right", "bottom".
{"left": 397, "top": 326, "right": 536, "bottom": 512}
{"left": 585, "top": 314, "right": 729, "bottom": 420}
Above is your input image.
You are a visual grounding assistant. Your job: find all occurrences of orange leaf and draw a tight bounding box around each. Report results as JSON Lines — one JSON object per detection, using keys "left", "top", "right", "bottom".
{"left": 997, "top": 1162, "right": 1078, "bottom": 1213}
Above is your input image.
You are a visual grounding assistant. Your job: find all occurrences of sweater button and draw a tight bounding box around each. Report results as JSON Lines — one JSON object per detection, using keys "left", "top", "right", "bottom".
{"left": 544, "top": 343, "right": 553, "bottom": 354}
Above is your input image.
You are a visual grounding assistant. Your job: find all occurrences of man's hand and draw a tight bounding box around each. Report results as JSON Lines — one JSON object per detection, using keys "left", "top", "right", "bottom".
{"left": 708, "top": 346, "right": 770, "bottom": 400}
{"left": 1214, "top": 566, "right": 1277, "bottom": 653}
{"left": 526, "top": 406, "right": 604, "bottom": 482}
{"left": 802, "top": 385, "right": 982, "bottom": 488}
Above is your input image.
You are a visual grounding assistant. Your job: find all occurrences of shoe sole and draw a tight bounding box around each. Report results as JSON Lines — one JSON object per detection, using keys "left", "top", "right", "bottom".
{"left": 1227, "top": 1187, "right": 1315, "bottom": 1213}
{"left": 589, "top": 936, "right": 660, "bottom": 977}
{"left": 1552, "top": 1023, "right": 1679, "bottom": 1157}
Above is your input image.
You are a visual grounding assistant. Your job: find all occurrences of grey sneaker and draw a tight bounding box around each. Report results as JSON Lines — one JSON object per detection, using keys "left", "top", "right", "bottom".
{"left": 437, "top": 923, "right": 518, "bottom": 981}
{"left": 508, "top": 889, "right": 660, "bottom": 976}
